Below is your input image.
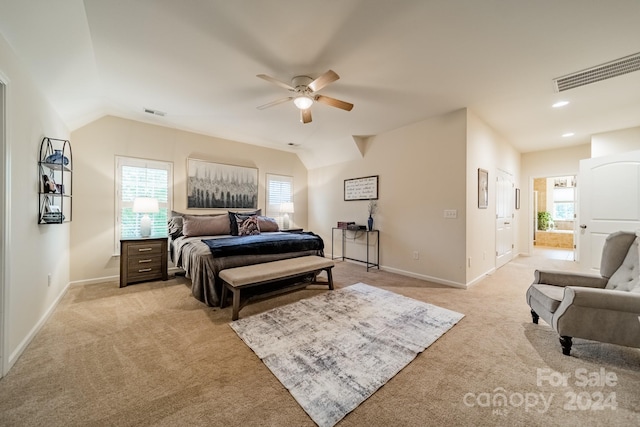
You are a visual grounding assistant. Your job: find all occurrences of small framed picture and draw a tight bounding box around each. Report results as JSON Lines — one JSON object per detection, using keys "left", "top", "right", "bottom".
{"left": 478, "top": 168, "right": 488, "bottom": 209}
{"left": 515, "top": 188, "right": 521, "bottom": 210}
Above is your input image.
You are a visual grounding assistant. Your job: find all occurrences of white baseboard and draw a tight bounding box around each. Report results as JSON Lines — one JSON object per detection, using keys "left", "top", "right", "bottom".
{"left": 328, "top": 252, "right": 495, "bottom": 290}
{"left": 69, "top": 267, "right": 182, "bottom": 287}
{"left": 380, "top": 265, "right": 468, "bottom": 289}
{"left": 69, "top": 275, "right": 119, "bottom": 287}
{"left": 8, "top": 280, "right": 72, "bottom": 372}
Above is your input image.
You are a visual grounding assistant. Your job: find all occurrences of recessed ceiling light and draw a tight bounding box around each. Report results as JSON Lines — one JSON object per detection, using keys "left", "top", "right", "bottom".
{"left": 552, "top": 101, "right": 570, "bottom": 108}
{"left": 562, "top": 132, "right": 575, "bottom": 137}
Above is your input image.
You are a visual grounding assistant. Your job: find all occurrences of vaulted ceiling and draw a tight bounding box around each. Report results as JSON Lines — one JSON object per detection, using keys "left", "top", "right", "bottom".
{"left": 2, "top": 0, "right": 640, "bottom": 168}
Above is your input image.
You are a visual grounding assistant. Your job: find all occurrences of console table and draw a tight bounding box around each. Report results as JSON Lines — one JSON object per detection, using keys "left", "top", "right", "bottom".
{"left": 331, "top": 228, "right": 380, "bottom": 271}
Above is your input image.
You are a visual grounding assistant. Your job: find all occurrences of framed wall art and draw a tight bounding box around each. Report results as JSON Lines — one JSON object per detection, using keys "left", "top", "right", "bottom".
{"left": 478, "top": 168, "right": 488, "bottom": 209}
{"left": 187, "top": 158, "right": 258, "bottom": 209}
{"left": 515, "top": 188, "right": 521, "bottom": 210}
{"left": 344, "top": 175, "right": 378, "bottom": 201}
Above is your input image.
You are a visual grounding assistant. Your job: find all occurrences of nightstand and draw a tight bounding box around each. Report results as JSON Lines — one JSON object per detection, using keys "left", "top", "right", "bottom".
{"left": 120, "top": 237, "right": 168, "bottom": 287}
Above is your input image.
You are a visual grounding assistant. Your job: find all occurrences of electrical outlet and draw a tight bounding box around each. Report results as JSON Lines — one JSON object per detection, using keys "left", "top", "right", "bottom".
{"left": 413, "top": 251, "right": 419, "bottom": 260}
{"left": 47, "top": 273, "right": 52, "bottom": 287}
{"left": 444, "top": 209, "right": 457, "bottom": 219}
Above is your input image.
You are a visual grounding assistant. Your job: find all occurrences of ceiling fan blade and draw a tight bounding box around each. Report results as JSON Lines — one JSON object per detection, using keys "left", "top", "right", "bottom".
{"left": 308, "top": 69, "right": 339, "bottom": 92}
{"left": 256, "top": 74, "right": 295, "bottom": 91}
{"left": 256, "top": 96, "right": 293, "bottom": 110}
{"left": 314, "top": 95, "right": 354, "bottom": 111}
{"left": 300, "top": 108, "right": 312, "bottom": 124}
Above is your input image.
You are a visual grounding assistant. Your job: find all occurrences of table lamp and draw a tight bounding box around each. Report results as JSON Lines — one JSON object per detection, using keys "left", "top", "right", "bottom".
{"left": 280, "top": 202, "right": 294, "bottom": 230}
{"left": 133, "top": 197, "right": 159, "bottom": 237}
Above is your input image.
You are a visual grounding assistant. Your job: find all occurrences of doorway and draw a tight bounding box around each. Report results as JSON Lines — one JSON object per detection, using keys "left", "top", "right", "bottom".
{"left": 532, "top": 175, "right": 576, "bottom": 261}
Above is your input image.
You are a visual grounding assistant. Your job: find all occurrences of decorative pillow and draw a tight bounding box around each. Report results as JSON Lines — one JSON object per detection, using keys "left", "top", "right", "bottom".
{"left": 238, "top": 215, "right": 260, "bottom": 236}
{"left": 228, "top": 209, "right": 262, "bottom": 235}
{"left": 182, "top": 214, "right": 231, "bottom": 237}
{"left": 168, "top": 215, "right": 184, "bottom": 239}
{"left": 257, "top": 216, "right": 279, "bottom": 232}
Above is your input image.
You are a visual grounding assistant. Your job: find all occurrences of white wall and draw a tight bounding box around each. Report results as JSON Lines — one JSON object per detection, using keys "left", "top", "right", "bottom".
{"left": 0, "top": 32, "right": 70, "bottom": 373}
{"left": 69, "top": 116, "right": 308, "bottom": 283}
{"left": 592, "top": 126, "right": 640, "bottom": 157}
{"left": 308, "top": 108, "right": 520, "bottom": 288}
{"left": 520, "top": 144, "right": 591, "bottom": 256}
{"left": 466, "top": 110, "right": 520, "bottom": 283}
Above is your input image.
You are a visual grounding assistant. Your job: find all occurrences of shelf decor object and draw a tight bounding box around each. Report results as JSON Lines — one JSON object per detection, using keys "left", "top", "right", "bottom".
{"left": 133, "top": 197, "right": 159, "bottom": 238}
{"left": 38, "top": 137, "right": 72, "bottom": 224}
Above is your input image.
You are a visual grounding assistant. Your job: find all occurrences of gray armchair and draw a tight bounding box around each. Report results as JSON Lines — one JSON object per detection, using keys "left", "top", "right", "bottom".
{"left": 526, "top": 231, "right": 640, "bottom": 355}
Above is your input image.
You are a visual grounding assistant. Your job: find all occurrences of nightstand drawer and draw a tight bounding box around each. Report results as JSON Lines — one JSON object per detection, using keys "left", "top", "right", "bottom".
{"left": 126, "top": 241, "right": 163, "bottom": 257}
{"left": 128, "top": 254, "right": 162, "bottom": 275}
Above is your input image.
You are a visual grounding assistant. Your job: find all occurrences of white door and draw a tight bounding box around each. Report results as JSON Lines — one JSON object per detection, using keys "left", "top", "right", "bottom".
{"left": 496, "top": 169, "right": 514, "bottom": 268}
{"left": 578, "top": 150, "right": 640, "bottom": 272}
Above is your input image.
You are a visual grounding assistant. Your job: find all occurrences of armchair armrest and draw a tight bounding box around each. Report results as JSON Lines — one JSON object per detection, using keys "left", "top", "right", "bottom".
{"left": 563, "top": 287, "right": 640, "bottom": 313}
{"left": 533, "top": 270, "right": 607, "bottom": 289}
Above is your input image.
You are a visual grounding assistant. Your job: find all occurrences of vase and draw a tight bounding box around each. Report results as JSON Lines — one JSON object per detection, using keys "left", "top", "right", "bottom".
{"left": 367, "top": 215, "right": 374, "bottom": 231}
{"left": 44, "top": 149, "right": 69, "bottom": 166}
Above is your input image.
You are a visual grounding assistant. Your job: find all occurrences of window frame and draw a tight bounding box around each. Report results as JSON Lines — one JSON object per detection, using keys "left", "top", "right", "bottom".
{"left": 115, "top": 156, "right": 173, "bottom": 253}
{"left": 552, "top": 186, "right": 575, "bottom": 221}
{"left": 265, "top": 173, "right": 294, "bottom": 228}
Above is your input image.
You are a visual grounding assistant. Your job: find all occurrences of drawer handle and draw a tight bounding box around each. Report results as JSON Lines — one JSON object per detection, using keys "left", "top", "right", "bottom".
{"left": 138, "top": 268, "right": 153, "bottom": 273}
{"left": 138, "top": 248, "right": 153, "bottom": 252}
{"left": 138, "top": 259, "right": 152, "bottom": 263}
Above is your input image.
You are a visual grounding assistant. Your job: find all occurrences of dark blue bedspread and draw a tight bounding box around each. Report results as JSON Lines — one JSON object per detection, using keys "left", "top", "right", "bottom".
{"left": 202, "top": 232, "right": 324, "bottom": 257}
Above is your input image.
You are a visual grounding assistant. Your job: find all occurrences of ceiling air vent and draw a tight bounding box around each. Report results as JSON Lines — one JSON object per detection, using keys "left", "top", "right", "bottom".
{"left": 143, "top": 108, "right": 166, "bottom": 117}
{"left": 553, "top": 52, "right": 640, "bottom": 92}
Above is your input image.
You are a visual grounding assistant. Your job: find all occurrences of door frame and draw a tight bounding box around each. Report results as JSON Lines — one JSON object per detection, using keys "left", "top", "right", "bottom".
{"left": 0, "top": 76, "right": 8, "bottom": 377}
{"left": 528, "top": 175, "right": 578, "bottom": 260}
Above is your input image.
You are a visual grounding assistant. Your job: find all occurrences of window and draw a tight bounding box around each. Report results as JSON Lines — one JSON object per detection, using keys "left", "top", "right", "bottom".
{"left": 552, "top": 184, "right": 575, "bottom": 221}
{"left": 115, "top": 156, "right": 173, "bottom": 251}
{"left": 265, "top": 174, "right": 293, "bottom": 228}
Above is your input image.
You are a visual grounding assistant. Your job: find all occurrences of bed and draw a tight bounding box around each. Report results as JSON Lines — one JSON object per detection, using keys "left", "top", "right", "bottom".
{"left": 169, "top": 211, "right": 325, "bottom": 307}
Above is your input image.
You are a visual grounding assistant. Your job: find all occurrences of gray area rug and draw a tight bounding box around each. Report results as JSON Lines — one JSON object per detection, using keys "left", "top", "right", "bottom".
{"left": 230, "top": 282, "right": 465, "bottom": 427}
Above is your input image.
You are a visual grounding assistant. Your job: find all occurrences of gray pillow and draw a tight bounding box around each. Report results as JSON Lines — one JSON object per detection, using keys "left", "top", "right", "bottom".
{"left": 257, "top": 216, "right": 279, "bottom": 232}
{"left": 182, "top": 214, "right": 231, "bottom": 237}
{"left": 168, "top": 211, "right": 224, "bottom": 239}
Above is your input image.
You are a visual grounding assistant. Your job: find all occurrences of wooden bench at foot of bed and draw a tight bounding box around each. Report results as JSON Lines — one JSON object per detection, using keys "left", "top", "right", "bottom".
{"left": 219, "top": 255, "right": 335, "bottom": 320}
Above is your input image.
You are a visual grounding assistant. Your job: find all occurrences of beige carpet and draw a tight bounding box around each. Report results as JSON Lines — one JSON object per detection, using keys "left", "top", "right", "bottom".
{"left": 0, "top": 255, "right": 639, "bottom": 426}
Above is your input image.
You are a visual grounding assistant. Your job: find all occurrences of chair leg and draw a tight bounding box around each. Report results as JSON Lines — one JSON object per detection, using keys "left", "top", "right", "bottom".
{"left": 559, "top": 336, "right": 572, "bottom": 356}
{"left": 531, "top": 309, "right": 539, "bottom": 324}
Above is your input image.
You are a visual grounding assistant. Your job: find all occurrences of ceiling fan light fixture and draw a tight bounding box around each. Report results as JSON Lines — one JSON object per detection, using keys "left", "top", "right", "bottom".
{"left": 293, "top": 95, "right": 313, "bottom": 110}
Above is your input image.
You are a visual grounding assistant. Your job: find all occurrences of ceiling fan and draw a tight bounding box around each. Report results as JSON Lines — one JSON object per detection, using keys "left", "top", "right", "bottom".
{"left": 256, "top": 69, "right": 354, "bottom": 124}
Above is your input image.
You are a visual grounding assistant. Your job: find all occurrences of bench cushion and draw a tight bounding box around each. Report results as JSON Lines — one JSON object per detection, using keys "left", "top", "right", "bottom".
{"left": 219, "top": 256, "right": 334, "bottom": 288}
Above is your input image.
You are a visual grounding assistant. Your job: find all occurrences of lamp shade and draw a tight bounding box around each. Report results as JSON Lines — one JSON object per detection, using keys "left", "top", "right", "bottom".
{"left": 280, "top": 202, "right": 295, "bottom": 214}
{"left": 133, "top": 197, "right": 159, "bottom": 213}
